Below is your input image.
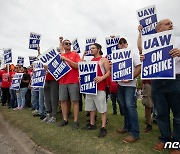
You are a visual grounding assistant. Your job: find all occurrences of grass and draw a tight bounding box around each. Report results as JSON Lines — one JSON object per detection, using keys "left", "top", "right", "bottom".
{"left": 0, "top": 99, "right": 170, "bottom": 154}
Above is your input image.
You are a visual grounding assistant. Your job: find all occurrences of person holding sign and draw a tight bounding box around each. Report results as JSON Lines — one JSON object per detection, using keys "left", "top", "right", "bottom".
{"left": 0, "top": 65, "right": 11, "bottom": 107}
{"left": 140, "top": 19, "right": 180, "bottom": 153}
{"left": 58, "top": 38, "right": 81, "bottom": 129}
{"left": 16, "top": 67, "right": 30, "bottom": 110}
{"left": 137, "top": 25, "right": 154, "bottom": 133}
{"left": 82, "top": 43, "right": 110, "bottom": 138}
{"left": 116, "top": 38, "right": 141, "bottom": 143}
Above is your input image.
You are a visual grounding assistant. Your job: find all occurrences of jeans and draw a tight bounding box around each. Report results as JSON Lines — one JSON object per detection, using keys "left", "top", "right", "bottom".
{"left": 39, "top": 88, "right": 45, "bottom": 116}
{"left": 110, "top": 93, "right": 123, "bottom": 115}
{"left": 9, "top": 89, "right": 17, "bottom": 108}
{"left": 152, "top": 74, "right": 180, "bottom": 143}
{"left": 17, "top": 87, "right": 28, "bottom": 108}
{"left": 25, "top": 89, "right": 31, "bottom": 108}
{"left": 118, "top": 85, "right": 140, "bottom": 138}
{"left": 31, "top": 88, "right": 39, "bottom": 110}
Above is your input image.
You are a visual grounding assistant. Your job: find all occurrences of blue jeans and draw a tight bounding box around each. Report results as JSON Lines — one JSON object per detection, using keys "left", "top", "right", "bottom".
{"left": 39, "top": 88, "right": 45, "bottom": 116}
{"left": 31, "top": 88, "right": 39, "bottom": 110}
{"left": 118, "top": 85, "right": 140, "bottom": 138}
{"left": 152, "top": 74, "right": 180, "bottom": 143}
{"left": 17, "top": 87, "right": 28, "bottom": 108}
{"left": 110, "top": 93, "right": 123, "bottom": 115}
{"left": 9, "top": 89, "right": 17, "bottom": 108}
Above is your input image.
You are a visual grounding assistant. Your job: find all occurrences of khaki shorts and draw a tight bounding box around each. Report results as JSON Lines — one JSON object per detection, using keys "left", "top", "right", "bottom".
{"left": 85, "top": 91, "right": 107, "bottom": 113}
{"left": 142, "top": 83, "right": 153, "bottom": 108}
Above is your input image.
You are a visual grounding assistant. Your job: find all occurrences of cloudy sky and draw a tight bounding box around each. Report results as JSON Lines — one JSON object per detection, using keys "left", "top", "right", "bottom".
{"left": 0, "top": 0, "right": 180, "bottom": 66}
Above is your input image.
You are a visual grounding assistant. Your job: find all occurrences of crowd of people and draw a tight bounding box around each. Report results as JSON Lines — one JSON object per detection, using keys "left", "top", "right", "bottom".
{"left": 0, "top": 18, "right": 180, "bottom": 153}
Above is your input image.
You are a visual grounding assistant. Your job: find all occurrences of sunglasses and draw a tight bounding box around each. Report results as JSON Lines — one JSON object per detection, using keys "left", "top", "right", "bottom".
{"left": 64, "top": 42, "right": 71, "bottom": 46}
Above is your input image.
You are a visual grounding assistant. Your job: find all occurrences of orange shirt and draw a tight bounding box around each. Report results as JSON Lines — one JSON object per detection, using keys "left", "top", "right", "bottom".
{"left": 59, "top": 51, "right": 80, "bottom": 84}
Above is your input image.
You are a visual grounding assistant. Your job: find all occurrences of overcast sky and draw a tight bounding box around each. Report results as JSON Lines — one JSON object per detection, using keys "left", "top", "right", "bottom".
{"left": 0, "top": 0, "right": 180, "bottom": 66}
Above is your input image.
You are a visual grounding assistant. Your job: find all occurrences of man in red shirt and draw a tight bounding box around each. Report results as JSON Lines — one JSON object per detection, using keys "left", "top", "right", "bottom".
{"left": 58, "top": 38, "right": 81, "bottom": 129}
{"left": 82, "top": 43, "right": 111, "bottom": 137}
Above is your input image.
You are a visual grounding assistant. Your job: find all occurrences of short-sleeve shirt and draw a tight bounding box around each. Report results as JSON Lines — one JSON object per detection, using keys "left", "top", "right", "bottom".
{"left": 0, "top": 70, "right": 10, "bottom": 88}
{"left": 59, "top": 51, "right": 80, "bottom": 84}
{"left": 20, "top": 73, "right": 30, "bottom": 88}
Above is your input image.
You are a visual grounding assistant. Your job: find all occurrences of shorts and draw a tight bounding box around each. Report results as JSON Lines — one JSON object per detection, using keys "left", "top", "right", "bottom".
{"left": 142, "top": 83, "right": 153, "bottom": 108}
{"left": 85, "top": 90, "right": 107, "bottom": 113}
{"left": 59, "top": 83, "right": 79, "bottom": 101}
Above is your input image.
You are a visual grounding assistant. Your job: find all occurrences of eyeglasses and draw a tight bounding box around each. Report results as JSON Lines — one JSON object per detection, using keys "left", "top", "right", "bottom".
{"left": 64, "top": 42, "right": 71, "bottom": 46}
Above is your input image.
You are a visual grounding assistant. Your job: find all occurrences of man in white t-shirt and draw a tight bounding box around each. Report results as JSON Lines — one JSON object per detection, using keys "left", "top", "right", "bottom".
{"left": 116, "top": 38, "right": 141, "bottom": 143}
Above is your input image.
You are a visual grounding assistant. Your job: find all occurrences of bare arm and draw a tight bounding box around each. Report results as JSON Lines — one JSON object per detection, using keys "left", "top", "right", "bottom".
{"left": 81, "top": 51, "right": 87, "bottom": 61}
{"left": 133, "top": 64, "right": 141, "bottom": 79}
{"left": 59, "top": 36, "right": 64, "bottom": 54}
{"left": 94, "top": 58, "right": 111, "bottom": 83}
{"left": 137, "top": 25, "right": 143, "bottom": 54}
{"left": 37, "top": 47, "right": 41, "bottom": 56}
{"left": 61, "top": 55, "right": 79, "bottom": 69}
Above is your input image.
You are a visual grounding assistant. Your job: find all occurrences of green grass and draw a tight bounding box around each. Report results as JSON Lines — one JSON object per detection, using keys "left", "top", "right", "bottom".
{"left": 0, "top": 100, "right": 170, "bottom": 154}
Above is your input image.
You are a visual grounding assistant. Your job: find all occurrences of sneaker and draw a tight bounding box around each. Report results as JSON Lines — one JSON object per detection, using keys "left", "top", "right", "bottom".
{"left": 40, "top": 115, "right": 46, "bottom": 120}
{"left": 72, "top": 122, "right": 79, "bottom": 129}
{"left": 32, "top": 109, "right": 39, "bottom": 114}
{"left": 13, "top": 107, "right": 19, "bottom": 111}
{"left": 123, "top": 135, "right": 139, "bottom": 143}
{"left": 57, "top": 120, "right": 68, "bottom": 127}
{"left": 41, "top": 114, "right": 50, "bottom": 123}
{"left": 116, "top": 128, "right": 128, "bottom": 134}
{"left": 81, "top": 123, "right": 97, "bottom": 130}
{"left": 144, "top": 124, "right": 152, "bottom": 133}
{"left": 19, "top": 106, "right": 24, "bottom": 110}
{"left": 98, "top": 127, "right": 107, "bottom": 138}
{"left": 33, "top": 113, "right": 41, "bottom": 117}
{"left": 153, "top": 142, "right": 165, "bottom": 152}
{"left": 48, "top": 117, "right": 56, "bottom": 123}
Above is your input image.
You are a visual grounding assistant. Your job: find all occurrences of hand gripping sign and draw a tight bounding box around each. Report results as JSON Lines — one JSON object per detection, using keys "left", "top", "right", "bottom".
{"left": 111, "top": 49, "right": 133, "bottom": 81}
{"left": 141, "top": 30, "right": 175, "bottom": 79}
{"left": 39, "top": 47, "right": 71, "bottom": 81}
{"left": 78, "top": 61, "right": 97, "bottom": 95}
{"left": 137, "top": 5, "right": 158, "bottom": 35}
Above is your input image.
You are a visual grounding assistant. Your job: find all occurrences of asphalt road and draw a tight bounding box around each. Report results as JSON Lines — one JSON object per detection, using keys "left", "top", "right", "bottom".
{"left": 0, "top": 121, "right": 27, "bottom": 154}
